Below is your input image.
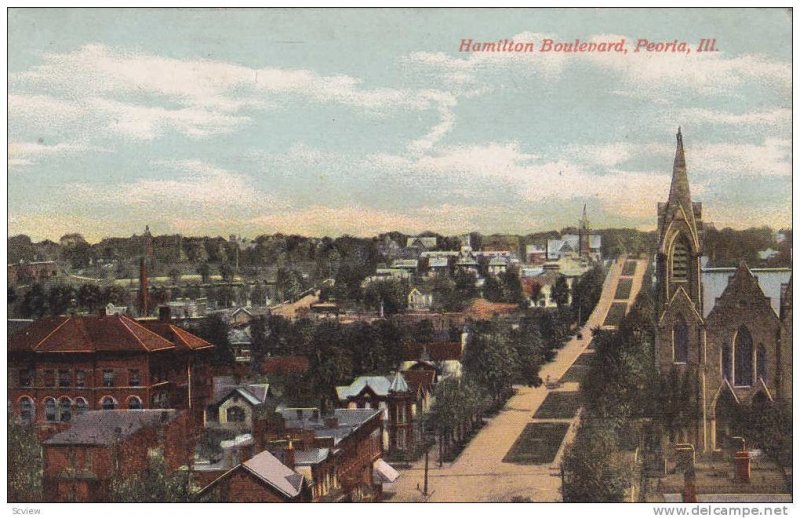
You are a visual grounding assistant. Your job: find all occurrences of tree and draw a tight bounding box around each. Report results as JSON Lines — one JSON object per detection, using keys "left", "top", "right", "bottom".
{"left": 102, "top": 285, "right": 129, "bottom": 306}
{"left": 8, "top": 286, "right": 17, "bottom": 305}
{"left": 47, "top": 284, "right": 75, "bottom": 316}
{"left": 76, "top": 283, "right": 103, "bottom": 312}
{"left": 20, "top": 283, "right": 47, "bottom": 318}
{"left": 7, "top": 419, "right": 42, "bottom": 502}
{"left": 194, "top": 315, "right": 234, "bottom": 366}
{"left": 483, "top": 275, "right": 503, "bottom": 302}
{"left": 168, "top": 268, "right": 182, "bottom": 285}
{"left": 219, "top": 263, "right": 234, "bottom": 282}
{"left": 108, "top": 454, "right": 191, "bottom": 503}
{"left": 561, "top": 418, "right": 631, "bottom": 502}
{"left": 551, "top": 275, "right": 570, "bottom": 308}
{"left": 362, "top": 279, "right": 406, "bottom": 315}
{"left": 196, "top": 262, "right": 211, "bottom": 284}
{"left": 463, "top": 321, "right": 516, "bottom": 406}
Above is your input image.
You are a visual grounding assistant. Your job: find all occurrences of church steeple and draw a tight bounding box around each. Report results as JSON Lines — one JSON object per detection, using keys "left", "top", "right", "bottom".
{"left": 668, "top": 127, "right": 692, "bottom": 214}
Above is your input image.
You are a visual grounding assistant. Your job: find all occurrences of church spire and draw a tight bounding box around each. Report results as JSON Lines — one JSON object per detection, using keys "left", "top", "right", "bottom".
{"left": 668, "top": 126, "right": 692, "bottom": 212}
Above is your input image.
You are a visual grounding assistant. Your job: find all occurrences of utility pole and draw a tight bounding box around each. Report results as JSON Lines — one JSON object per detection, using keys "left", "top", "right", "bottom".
{"left": 423, "top": 448, "right": 429, "bottom": 496}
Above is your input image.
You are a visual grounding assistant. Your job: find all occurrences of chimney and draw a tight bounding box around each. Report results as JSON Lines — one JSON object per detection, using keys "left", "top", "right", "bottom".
{"left": 158, "top": 306, "right": 171, "bottom": 323}
{"left": 139, "top": 257, "right": 149, "bottom": 317}
{"left": 284, "top": 439, "right": 295, "bottom": 470}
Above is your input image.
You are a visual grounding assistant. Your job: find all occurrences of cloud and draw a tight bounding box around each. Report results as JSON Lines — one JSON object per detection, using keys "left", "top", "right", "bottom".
{"left": 11, "top": 44, "right": 458, "bottom": 146}
{"left": 8, "top": 140, "right": 92, "bottom": 169}
{"left": 674, "top": 108, "right": 791, "bottom": 126}
{"left": 694, "top": 138, "right": 791, "bottom": 177}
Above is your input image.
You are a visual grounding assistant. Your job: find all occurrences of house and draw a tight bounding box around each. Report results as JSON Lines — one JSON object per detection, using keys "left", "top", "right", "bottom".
{"left": 487, "top": 256, "right": 509, "bottom": 276}
{"left": 407, "top": 288, "right": 433, "bottom": 311}
{"left": 198, "top": 449, "right": 310, "bottom": 502}
{"left": 335, "top": 373, "right": 415, "bottom": 452}
{"left": 405, "top": 236, "right": 438, "bottom": 251}
{"left": 205, "top": 383, "right": 273, "bottom": 430}
{"left": 8, "top": 312, "right": 215, "bottom": 428}
{"left": 228, "top": 326, "right": 252, "bottom": 364}
{"left": 391, "top": 259, "right": 419, "bottom": 275}
{"left": 401, "top": 369, "right": 437, "bottom": 416}
{"left": 274, "top": 407, "right": 387, "bottom": 501}
{"left": 229, "top": 307, "right": 254, "bottom": 326}
{"left": 8, "top": 260, "right": 59, "bottom": 286}
{"left": 455, "top": 246, "right": 480, "bottom": 276}
{"left": 525, "top": 245, "right": 547, "bottom": 265}
{"left": 426, "top": 256, "right": 451, "bottom": 276}
{"left": 42, "top": 409, "right": 191, "bottom": 502}
{"left": 400, "top": 341, "right": 465, "bottom": 379}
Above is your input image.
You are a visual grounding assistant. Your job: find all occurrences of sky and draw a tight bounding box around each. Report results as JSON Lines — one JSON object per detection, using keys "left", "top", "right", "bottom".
{"left": 7, "top": 8, "right": 792, "bottom": 242}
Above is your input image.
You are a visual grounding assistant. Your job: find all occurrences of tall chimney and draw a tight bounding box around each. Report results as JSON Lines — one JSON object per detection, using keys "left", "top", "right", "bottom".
{"left": 139, "top": 257, "right": 149, "bottom": 317}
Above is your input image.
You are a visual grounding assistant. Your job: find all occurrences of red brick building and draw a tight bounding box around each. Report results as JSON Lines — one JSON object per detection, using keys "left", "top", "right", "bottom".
{"left": 42, "top": 409, "right": 192, "bottom": 502}
{"left": 8, "top": 313, "right": 215, "bottom": 428}
{"left": 8, "top": 260, "right": 59, "bottom": 286}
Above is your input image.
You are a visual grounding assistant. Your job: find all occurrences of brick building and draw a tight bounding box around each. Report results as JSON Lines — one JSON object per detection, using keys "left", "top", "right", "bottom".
{"left": 8, "top": 260, "right": 59, "bottom": 286}
{"left": 42, "top": 409, "right": 191, "bottom": 502}
{"left": 8, "top": 313, "right": 215, "bottom": 428}
{"left": 654, "top": 128, "right": 793, "bottom": 452}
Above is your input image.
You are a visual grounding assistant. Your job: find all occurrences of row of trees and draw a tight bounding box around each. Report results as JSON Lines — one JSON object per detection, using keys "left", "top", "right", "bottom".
{"left": 10, "top": 283, "right": 128, "bottom": 318}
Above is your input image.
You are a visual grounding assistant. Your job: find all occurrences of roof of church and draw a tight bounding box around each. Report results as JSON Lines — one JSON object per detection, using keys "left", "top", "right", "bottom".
{"left": 702, "top": 265, "right": 792, "bottom": 318}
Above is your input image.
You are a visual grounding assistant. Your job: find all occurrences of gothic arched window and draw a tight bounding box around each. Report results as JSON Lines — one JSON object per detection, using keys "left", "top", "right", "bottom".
{"left": 673, "top": 316, "right": 689, "bottom": 363}
{"left": 757, "top": 345, "right": 767, "bottom": 382}
{"left": 19, "top": 397, "right": 34, "bottom": 423}
{"left": 734, "top": 326, "right": 754, "bottom": 386}
{"left": 722, "top": 344, "right": 732, "bottom": 381}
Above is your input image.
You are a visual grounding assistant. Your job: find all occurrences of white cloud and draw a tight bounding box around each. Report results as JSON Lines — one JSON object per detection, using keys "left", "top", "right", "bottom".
{"left": 11, "top": 44, "right": 458, "bottom": 147}
{"left": 674, "top": 108, "right": 791, "bottom": 126}
{"left": 8, "top": 140, "right": 92, "bottom": 169}
{"left": 694, "top": 138, "right": 791, "bottom": 177}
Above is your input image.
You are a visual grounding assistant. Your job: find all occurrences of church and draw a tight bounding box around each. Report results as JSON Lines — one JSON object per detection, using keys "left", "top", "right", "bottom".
{"left": 654, "top": 128, "right": 792, "bottom": 453}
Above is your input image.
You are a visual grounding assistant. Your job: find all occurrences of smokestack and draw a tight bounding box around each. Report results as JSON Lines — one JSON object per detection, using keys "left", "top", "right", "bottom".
{"left": 139, "top": 257, "right": 149, "bottom": 317}
{"left": 158, "top": 306, "right": 171, "bottom": 323}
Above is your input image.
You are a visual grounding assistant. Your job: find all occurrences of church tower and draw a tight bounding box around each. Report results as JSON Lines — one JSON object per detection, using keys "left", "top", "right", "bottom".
{"left": 578, "top": 204, "right": 590, "bottom": 258}
{"left": 656, "top": 128, "right": 703, "bottom": 315}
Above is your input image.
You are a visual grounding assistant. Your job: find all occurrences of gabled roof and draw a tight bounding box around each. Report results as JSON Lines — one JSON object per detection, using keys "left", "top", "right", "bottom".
{"left": 294, "top": 448, "right": 330, "bottom": 466}
{"left": 388, "top": 371, "right": 410, "bottom": 393}
{"left": 336, "top": 376, "right": 392, "bottom": 400}
{"left": 213, "top": 384, "right": 271, "bottom": 406}
{"left": 402, "top": 342, "right": 463, "bottom": 362}
{"left": 139, "top": 321, "right": 214, "bottom": 351}
{"left": 239, "top": 450, "right": 305, "bottom": 499}
{"left": 44, "top": 410, "right": 181, "bottom": 446}
{"left": 402, "top": 369, "right": 436, "bottom": 395}
{"left": 702, "top": 265, "right": 791, "bottom": 318}
{"left": 9, "top": 315, "right": 177, "bottom": 353}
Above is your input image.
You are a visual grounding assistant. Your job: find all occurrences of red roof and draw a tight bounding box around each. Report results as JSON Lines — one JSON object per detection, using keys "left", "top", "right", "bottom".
{"left": 139, "top": 322, "right": 214, "bottom": 351}
{"left": 401, "top": 369, "right": 436, "bottom": 395}
{"left": 261, "top": 356, "right": 310, "bottom": 375}
{"left": 402, "top": 341, "right": 462, "bottom": 362}
{"left": 8, "top": 315, "right": 206, "bottom": 354}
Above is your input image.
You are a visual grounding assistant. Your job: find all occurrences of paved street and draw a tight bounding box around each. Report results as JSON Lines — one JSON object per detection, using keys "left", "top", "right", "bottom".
{"left": 386, "top": 256, "right": 649, "bottom": 502}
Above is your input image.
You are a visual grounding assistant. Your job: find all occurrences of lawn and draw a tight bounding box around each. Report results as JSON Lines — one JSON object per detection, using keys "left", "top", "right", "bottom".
{"left": 614, "top": 278, "right": 633, "bottom": 300}
{"left": 503, "top": 423, "right": 571, "bottom": 464}
{"left": 622, "top": 260, "right": 637, "bottom": 276}
{"left": 533, "top": 391, "right": 582, "bottom": 419}
{"left": 603, "top": 302, "right": 628, "bottom": 327}
{"left": 560, "top": 363, "right": 590, "bottom": 383}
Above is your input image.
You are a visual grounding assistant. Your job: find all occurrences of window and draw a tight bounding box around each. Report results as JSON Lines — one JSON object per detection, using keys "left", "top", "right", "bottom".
{"left": 44, "top": 398, "right": 57, "bottom": 421}
{"left": 58, "top": 370, "right": 71, "bottom": 388}
{"left": 397, "top": 428, "right": 406, "bottom": 450}
{"left": 734, "top": 326, "right": 754, "bottom": 387}
{"left": 127, "top": 397, "right": 142, "bottom": 410}
{"left": 19, "top": 369, "right": 32, "bottom": 387}
{"left": 75, "top": 370, "right": 86, "bottom": 388}
{"left": 671, "top": 240, "right": 689, "bottom": 281}
{"left": 673, "top": 316, "right": 689, "bottom": 364}
{"left": 44, "top": 370, "right": 55, "bottom": 387}
{"left": 227, "top": 406, "right": 246, "bottom": 423}
{"left": 757, "top": 345, "right": 768, "bottom": 382}
{"left": 129, "top": 369, "right": 140, "bottom": 387}
{"left": 75, "top": 398, "right": 88, "bottom": 416}
{"left": 59, "top": 398, "right": 72, "bottom": 422}
{"left": 722, "top": 344, "right": 732, "bottom": 381}
{"left": 19, "top": 397, "right": 34, "bottom": 423}
{"left": 103, "top": 369, "right": 114, "bottom": 388}
{"left": 101, "top": 396, "right": 116, "bottom": 410}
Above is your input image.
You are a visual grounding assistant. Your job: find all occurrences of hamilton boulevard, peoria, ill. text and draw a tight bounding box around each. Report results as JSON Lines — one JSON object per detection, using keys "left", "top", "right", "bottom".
{"left": 458, "top": 37, "right": 718, "bottom": 54}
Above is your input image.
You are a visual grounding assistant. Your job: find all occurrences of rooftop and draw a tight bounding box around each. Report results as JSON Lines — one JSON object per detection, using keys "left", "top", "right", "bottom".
{"left": 44, "top": 410, "right": 181, "bottom": 446}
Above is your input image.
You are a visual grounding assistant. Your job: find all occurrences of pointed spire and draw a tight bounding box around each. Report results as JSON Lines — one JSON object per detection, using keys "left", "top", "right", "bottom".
{"left": 668, "top": 126, "right": 693, "bottom": 214}
{"left": 388, "top": 371, "right": 409, "bottom": 393}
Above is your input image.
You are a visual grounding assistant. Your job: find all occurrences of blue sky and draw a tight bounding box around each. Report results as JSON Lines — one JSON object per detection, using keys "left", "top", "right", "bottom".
{"left": 8, "top": 8, "right": 792, "bottom": 242}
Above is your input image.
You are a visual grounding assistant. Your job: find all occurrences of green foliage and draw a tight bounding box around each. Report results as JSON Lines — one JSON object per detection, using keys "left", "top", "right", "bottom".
{"left": 561, "top": 418, "right": 631, "bottom": 502}
{"left": 77, "top": 283, "right": 104, "bottom": 312}
{"left": 20, "top": 283, "right": 47, "bottom": 318}
{"left": 7, "top": 418, "right": 42, "bottom": 503}
{"left": 193, "top": 315, "right": 235, "bottom": 366}
{"left": 46, "top": 284, "right": 75, "bottom": 316}
{"left": 571, "top": 264, "right": 605, "bottom": 325}
{"left": 551, "top": 275, "right": 570, "bottom": 308}
{"left": 362, "top": 279, "right": 407, "bottom": 315}
{"left": 108, "top": 454, "right": 191, "bottom": 503}
{"left": 196, "top": 262, "right": 211, "bottom": 283}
